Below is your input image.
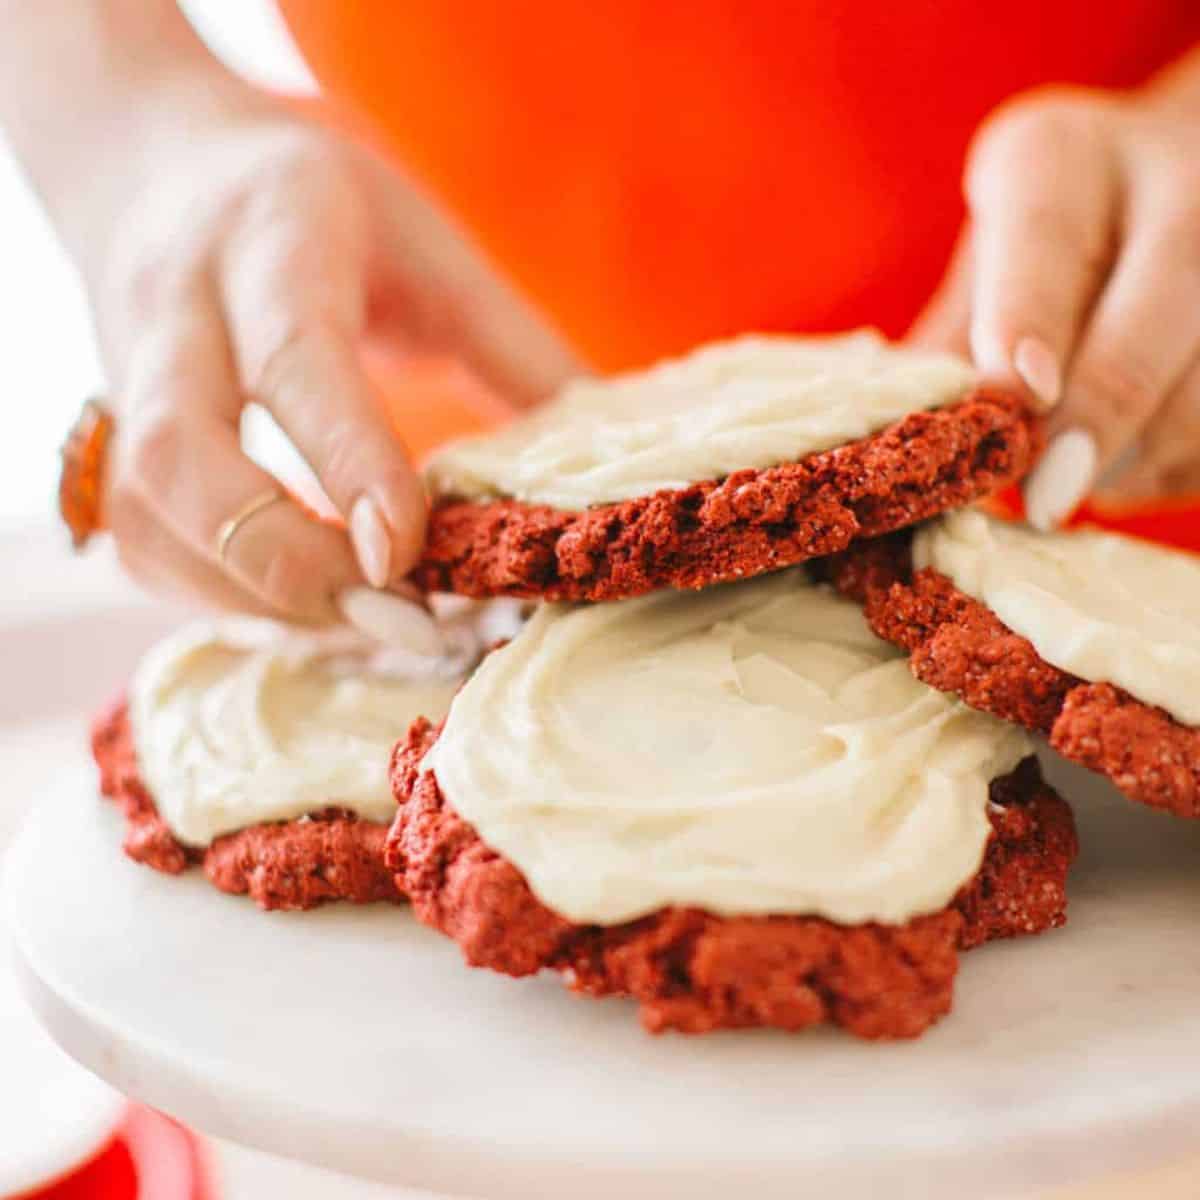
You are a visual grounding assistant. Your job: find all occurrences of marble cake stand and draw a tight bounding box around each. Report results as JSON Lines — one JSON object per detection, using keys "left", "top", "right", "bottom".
{"left": 8, "top": 740, "right": 1200, "bottom": 1200}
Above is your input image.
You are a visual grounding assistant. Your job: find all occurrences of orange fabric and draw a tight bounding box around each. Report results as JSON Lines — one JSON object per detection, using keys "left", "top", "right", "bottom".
{"left": 282, "top": 1, "right": 1199, "bottom": 372}
{"left": 283, "top": 2, "right": 1200, "bottom": 550}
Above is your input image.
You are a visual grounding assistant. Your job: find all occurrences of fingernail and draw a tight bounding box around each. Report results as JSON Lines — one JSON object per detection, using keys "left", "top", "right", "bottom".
{"left": 1013, "top": 337, "right": 1061, "bottom": 411}
{"left": 349, "top": 495, "right": 391, "bottom": 589}
{"left": 338, "top": 587, "right": 445, "bottom": 657}
{"left": 1023, "top": 429, "right": 1098, "bottom": 531}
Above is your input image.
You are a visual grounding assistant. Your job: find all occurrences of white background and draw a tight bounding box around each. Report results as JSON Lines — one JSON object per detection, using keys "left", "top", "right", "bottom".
{"left": 0, "top": 0, "right": 313, "bottom": 528}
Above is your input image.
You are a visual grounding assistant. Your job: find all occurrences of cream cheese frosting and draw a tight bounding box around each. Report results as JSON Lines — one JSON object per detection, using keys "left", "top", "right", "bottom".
{"left": 914, "top": 509, "right": 1200, "bottom": 727}
{"left": 425, "top": 330, "right": 977, "bottom": 510}
{"left": 424, "top": 569, "right": 1032, "bottom": 926}
{"left": 129, "top": 621, "right": 461, "bottom": 847}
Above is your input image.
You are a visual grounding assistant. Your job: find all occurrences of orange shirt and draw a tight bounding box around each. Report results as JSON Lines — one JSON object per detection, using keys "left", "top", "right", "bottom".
{"left": 281, "top": 2, "right": 1200, "bottom": 372}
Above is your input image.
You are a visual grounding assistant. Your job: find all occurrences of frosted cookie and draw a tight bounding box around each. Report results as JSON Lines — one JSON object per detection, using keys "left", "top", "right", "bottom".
{"left": 386, "top": 571, "right": 1076, "bottom": 1037}
{"left": 415, "top": 331, "right": 1042, "bottom": 602}
{"left": 90, "top": 611, "right": 499, "bottom": 910}
{"left": 824, "top": 509, "right": 1200, "bottom": 817}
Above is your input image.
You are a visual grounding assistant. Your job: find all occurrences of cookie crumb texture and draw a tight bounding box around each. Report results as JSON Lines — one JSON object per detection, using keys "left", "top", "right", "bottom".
{"left": 415, "top": 390, "right": 1041, "bottom": 602}
{"left": 91, "top": 699, "right": 403, "bottom": 910}
{"left": 388, "top": 722, "right": 1075, "bottom": 1038}
{"left": 825, "top": 536, "right": 1200, "bottom": 818}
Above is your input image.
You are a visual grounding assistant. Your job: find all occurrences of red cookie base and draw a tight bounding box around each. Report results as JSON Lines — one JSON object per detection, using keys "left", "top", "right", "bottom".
{"left": 90, "top": 699, "right": 403, "bottom": 911}
{"left": 415, "top": 389, "right": 1042, "bottom": 602}
{"left": 822, "top": 534, "right": 1200, "bottom": 818}
{"left": 387, "top": 721, "right": 1076, "bottom": 1039}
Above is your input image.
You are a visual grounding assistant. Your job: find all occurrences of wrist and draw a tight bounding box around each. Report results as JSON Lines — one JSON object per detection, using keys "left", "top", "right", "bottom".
{"left": 0, "top": 0, "right": 269, "bottom": 266}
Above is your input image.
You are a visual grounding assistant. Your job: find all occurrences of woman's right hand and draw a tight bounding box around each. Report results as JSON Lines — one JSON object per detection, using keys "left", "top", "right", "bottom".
{"left": 81, "top": 84, "right": 580, "bottom": 630}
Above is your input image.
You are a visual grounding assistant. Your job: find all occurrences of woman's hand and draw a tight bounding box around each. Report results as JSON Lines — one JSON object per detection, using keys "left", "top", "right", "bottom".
{"left": 0, "top": 0, "right": 579, "bottom": 629}
{"left": 914, "top": 51, "right": 1200, "bottom": 528}
{"left": 91, "top": 97, "right": 579, "bottom": 627}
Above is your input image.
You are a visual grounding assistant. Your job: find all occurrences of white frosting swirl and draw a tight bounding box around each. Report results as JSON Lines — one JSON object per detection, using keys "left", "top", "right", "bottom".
{"left": 129, "top": 621, "right": 461, "bottom": 847}
{"left": 424, "top": 570, "right": 1031, "bottom": 926}
{"left": 425, "top": 331, "right": 976, "bottom": 510}
{"left": 914, "top": 509, "right": 1200, "bottom": 726}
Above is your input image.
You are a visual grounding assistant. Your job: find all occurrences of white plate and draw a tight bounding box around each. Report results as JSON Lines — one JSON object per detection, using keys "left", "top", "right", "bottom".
{"left": 0, "top": 915, "right": 126, "bottom": 1197}
{"left": 7, "top": 718, "right": 1200, "bottom": 1199}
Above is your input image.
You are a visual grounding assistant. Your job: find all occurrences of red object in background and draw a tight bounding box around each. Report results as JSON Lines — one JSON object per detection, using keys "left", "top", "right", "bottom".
{"left": 989, "top": 485, "right": 1200, "bottom": 555}
{"left": 1075, "top": 497, "right": 1200, "bottom": 554}
{"left": 284, "top": 2, "right": 1200, "bottom": 553}
{"left": 281, "top": 1, "right": 1200, "bottom": 372}
{"left": 14, "top": 1107, "right": 213, "bottom": 1200}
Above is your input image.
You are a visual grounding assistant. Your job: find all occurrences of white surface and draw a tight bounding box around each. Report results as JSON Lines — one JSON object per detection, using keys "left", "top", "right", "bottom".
{"left": 6, "top": 655, "right": 1200, "bottom": 1200}
{"left": 0, "top": 920, "right": 124, "bottom": 1197}
{"left": 0, "top": 151, "right": 102, "bottom": 528}
{"left": 213, "top": 1142, "right": 444, "bottom": 1200}
{"left": 0, "top": 531, "right": 172, "bottom": 1194}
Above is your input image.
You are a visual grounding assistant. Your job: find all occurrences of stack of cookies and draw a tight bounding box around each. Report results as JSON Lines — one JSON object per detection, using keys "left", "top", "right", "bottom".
{"left": 95, "top": 330, "right": 1200, "bottom": 1039}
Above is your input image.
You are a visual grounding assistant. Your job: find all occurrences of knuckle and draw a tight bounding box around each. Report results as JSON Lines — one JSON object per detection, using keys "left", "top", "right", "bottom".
{"left": 124, "top": 409, "right": 186, "bottom": 496}
{"left": 115, "top": 255, "right": 190, "bottom": 326}
{"left": 1022, "top": 203, "right": 1112, "bottom": 278}
{"left": 243, "top": 128, "right": 346, "bottom": 199}
{"left": 967, "top": 87, "right": 1109, "bottom": 193}
{"left": 1075, "top": 350, "right": 1164, "bottom": 428}
{"left": 1148, "top": 423, "right": 1200, "bottom": 471}
{"left": 411, "top": 275, "right": 480, "bottom": 355}
{"left": 1149, "top": 381, "right": 1200, "bottom": 466}
{"left": 1147, "top": 208, "right": 1200, "bottom": 270}
{"left": 106, "top": 481, "right": 156, "bottom": 563}
{"left": 244, "top": 312, "right": 346, "bottom": 404}
{"left": 318, "top": 417, "right": 374, "bottom": 486}
{"left": 102, "top": 214, "right": 209, "bottom": 330}
{"left": 256, "top": 544, "right": 325, "bottom": 617}
{"left": 247, "top": 317, "right": 309, "bottom": 400}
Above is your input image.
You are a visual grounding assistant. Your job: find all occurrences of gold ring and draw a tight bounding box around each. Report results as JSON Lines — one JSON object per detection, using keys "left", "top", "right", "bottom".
{"left": 215, "top": 489, "right": 286, "bottom": 563}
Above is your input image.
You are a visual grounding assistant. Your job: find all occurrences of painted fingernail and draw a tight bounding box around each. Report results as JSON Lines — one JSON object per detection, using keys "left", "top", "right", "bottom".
{"left": 1023, "top": 429, "right": 1098, "bottom": 531}
{"left": 338, "top": 587, "right": 445, "bottom": 657}
{"left": 1013, "top": 337, "right": 1061, "bottom": 411}
{"left": 349, "top": 495, "right": 391, "bottom": 589}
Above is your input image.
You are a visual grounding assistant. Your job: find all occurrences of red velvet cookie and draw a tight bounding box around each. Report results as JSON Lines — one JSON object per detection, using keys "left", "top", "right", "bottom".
{"left": 821, "top": 533, "right": 1200, "bottom": 818}
{"left": 386, "top": 720, "right": 1076, "bottom": 1039}
{"left": 414, "top": 390, "right": 1042, "bottom": 603}
{"left": 91, "top": 699, "right": 402, "bottom": 910}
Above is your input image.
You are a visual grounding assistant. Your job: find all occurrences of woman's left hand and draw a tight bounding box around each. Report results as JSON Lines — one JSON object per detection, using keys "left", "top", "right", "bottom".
{"left": 913, "top": 50, "right": 1200, "bottom": 527}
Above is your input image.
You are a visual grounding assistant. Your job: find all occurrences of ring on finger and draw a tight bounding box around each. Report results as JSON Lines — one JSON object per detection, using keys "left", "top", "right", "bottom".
{"left": 215, "top": 489, "right": 287, "bottom": 564}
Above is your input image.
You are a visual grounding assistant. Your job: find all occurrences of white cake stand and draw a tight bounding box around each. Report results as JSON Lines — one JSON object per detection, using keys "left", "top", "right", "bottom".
{"left": 8, "top": 734, "right": 1200, "bottom": 1200}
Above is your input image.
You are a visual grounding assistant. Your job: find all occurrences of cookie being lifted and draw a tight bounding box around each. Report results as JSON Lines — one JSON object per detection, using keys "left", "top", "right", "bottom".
{"left": 415, "top": 331, "right": 1043, "bottom": 602}
{"left": 825, "top": 509, "right": 1200, "bottom": 818}
{"left": 387, "top": 570, "right": 1076, "bottom": 1038}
